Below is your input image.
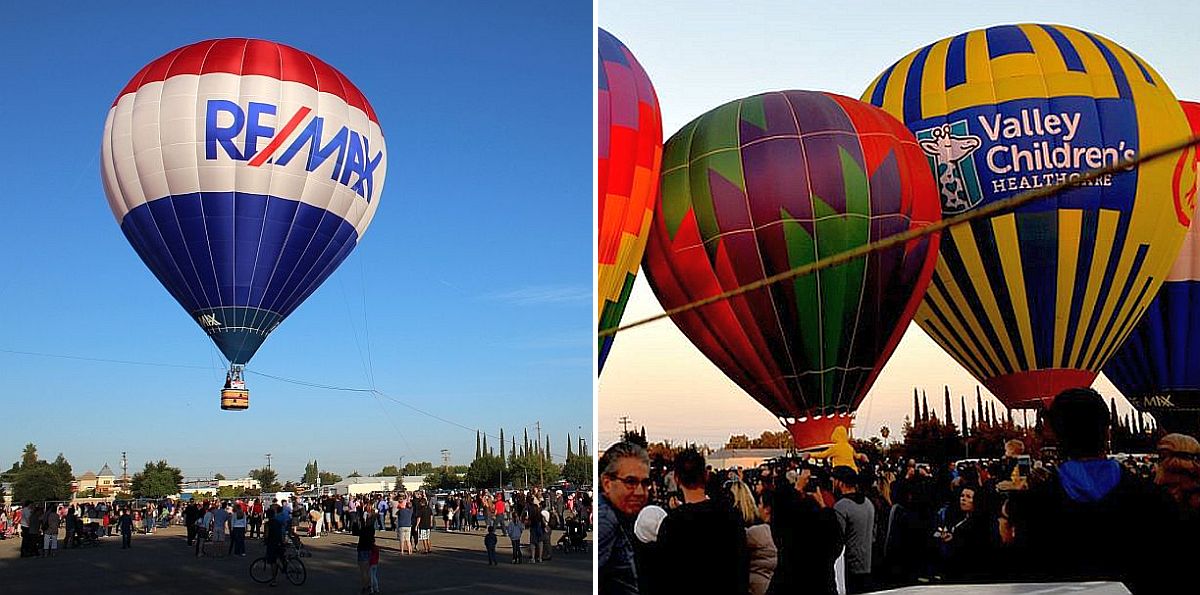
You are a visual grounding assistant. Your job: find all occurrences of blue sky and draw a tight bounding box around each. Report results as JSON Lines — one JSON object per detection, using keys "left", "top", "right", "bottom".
{"left": 599, "top": 1, "right": 1200, "bottom": 447}
{"left": 0, "top": 1, "right": 591, "bottom": 482}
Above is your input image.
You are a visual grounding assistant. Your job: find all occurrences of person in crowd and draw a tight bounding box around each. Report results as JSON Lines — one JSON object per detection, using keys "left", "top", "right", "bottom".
{"left": 184, "top": 500, "right": 201, "bottom": 546}
{"left": 832, "top": 466, "right": 874, "bottom": 594}
{"left": 541, "top": 502, "right": 554, "bottom": 561}
{"left": 938, "top": 485, "right": 993, "bottom": 582}
{"left": 62, "top": 505, "right": 76, "bottom": 548}
{"left": 357, "top": 509, "right": 377, "bottom": 595}
{"left": 769, "top": 467, "right": 842, "bottom": 595}
{"left": 195, "top": 502, "right": 214, "bottom": 557}
{"left": 1007, "top": 387, "right": 1162, "bottom": 592}
{"left": 230, "top": 503, "right": 248, "bottom": 556}
{"left": 417, "top": 494, "right": 434, "bottom": 554}
{"left": 730, "top": 480, "right": 775, "bottom": 595}
{"left": 656, "top": 448, "right": 748, "bottom": 594}
{"left": 396, "top": 495, "right": 414, "bottom": 555}
{"left": 118, "top": 507, "right": 133, "bottom": 549}
{"left": 41, "top": 504, "right": 61, "bottom": 556}
{"left": 528, "top": 501, "right": 546, "bottom": 563}
{"left": 507, "top": 512, "right": 525, "bottom": 564}
{"left": 264, "top": 504, "right": 285, "bottom": 587}
{"left": 599, "top": 441, "right": 650, "bottom": 594}
{"left": 484, "top": 524, "right": 499, "bottom": 565}
{"left": 212, "top": 501, "right": 230, "bottom": 548}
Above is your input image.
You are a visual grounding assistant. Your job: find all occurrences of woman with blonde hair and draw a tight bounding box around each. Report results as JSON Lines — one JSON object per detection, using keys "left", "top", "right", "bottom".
{"left": 730, "top": 481, "right": 776, "bottom": 595}
{"left": 1155, "top": 433, "right": 1200, "bottom": 514}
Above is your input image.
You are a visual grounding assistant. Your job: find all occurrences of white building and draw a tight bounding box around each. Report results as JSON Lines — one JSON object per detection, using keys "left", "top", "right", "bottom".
{"left": 400, "top": 475, "right": 427, "bottom": 492}
{"left": 218, "top": 477, "right": 261, "bottom": 490}
{"left": 333, "top": 476, "right": 402, "bottom": 495}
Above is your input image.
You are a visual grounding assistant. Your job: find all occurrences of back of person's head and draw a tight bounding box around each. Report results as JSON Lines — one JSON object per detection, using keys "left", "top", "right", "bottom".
{"left": 1155, "top": 433, "right": 1200, "bottom": 510}
{"left": 1005, "top": 439, "right": 1026, "bottom": 457}
{"left": 673, "top": 448, "right": 707, "bottom": 489}
{"left": 1047, "top": 387, "right": 1110, "bottom": 459}
{"left": 728, "top": 481, "right": 758, "bottom": 526}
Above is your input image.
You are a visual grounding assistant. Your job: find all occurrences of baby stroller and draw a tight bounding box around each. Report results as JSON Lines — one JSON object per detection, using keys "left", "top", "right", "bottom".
{"left": 556, "top": 517, "right": 587, "bottom": 553}
{"left": 76, "top": 522, "right": 102, "bottom": 547}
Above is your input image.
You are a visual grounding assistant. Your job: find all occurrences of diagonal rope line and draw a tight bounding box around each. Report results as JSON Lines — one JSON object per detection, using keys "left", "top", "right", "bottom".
{"left": 0, "top": 348, "right": 216, "bottom": 370}
{"left": 599, "top": 134, "right": 1200, "bottom": 339}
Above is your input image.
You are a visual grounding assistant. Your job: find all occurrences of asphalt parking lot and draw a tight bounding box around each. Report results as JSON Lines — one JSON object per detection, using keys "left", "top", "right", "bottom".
{"left": 0, "top": 524, "right": 592, "bottom": 594}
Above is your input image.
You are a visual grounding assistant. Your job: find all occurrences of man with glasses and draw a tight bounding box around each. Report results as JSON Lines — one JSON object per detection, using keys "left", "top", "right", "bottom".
{"left": 599, "top": 441, "right": 650, "bottom": 595}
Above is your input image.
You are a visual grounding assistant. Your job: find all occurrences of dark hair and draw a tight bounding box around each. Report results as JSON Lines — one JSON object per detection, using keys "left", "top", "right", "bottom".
{"left": 1048, "top": 387, "right": 1110, "bottom": 459}
{"left": 673, "top": 448, "right": 707, "bottom": 488}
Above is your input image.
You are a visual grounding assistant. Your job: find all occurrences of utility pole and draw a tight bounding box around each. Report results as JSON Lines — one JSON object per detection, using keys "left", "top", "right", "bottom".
{"left": 619, "top": 416, "right": 631, "bottom": 437}
{"left": 440, "top": 449, "right": 450, "bottom": 470}
{"left": 121, "top": 451, "right": 128, "bottom": 492}
{"left": 536, "top": 421, "right": 543, "bottom": 487}
{"left": 265, "top": 453, "right": 272, "bottom": 472}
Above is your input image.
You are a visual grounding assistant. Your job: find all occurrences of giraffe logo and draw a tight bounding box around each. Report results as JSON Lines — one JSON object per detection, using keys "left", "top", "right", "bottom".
{"left": 916, "top": 121, "right": 984, "bottom": 213}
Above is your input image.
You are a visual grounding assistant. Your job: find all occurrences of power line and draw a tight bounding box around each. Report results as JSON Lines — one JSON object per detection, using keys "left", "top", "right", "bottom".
{"left": 599, "top": 134, "right": 1200, "bottom": 338}
{"left": 0, "top": 347, "right": 215, "bottom": 370}
{"left": 2, "top": 352, "right": 585, "bottom": 462}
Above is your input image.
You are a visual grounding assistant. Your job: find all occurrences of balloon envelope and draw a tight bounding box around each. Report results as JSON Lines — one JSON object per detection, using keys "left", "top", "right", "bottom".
{"left": 642, "top": 91, "right": 941, "bottom": 448}
{"left": 1104, "top": 101, "right": 1200, "bottom": 433}
{"left": 864, "top": 24, "right": 1193, "bottom": 408}
{"left": 101, "top": 39, "right": 385, "bottom": 365}
{"left": 598, "top": 29, "right": 662, "bottom": 373}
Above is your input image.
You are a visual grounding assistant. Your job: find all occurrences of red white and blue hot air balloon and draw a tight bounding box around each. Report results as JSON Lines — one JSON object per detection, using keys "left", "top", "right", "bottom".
{"left": 1104, "top": 101, "right": 1200, "bottom": 433}
{"left": 100, "top": 39, "right": 386, "bottom": 410}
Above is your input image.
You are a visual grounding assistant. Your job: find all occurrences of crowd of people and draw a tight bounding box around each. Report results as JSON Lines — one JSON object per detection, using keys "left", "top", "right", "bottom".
{"left": 5, "top": 485, "right": 595, "bottom": 593}
{"left": 2, "top": 499, "right": 169, "bottom": 556}
{"left": 599, "top": 387, "right": 1200, "bottom": 594}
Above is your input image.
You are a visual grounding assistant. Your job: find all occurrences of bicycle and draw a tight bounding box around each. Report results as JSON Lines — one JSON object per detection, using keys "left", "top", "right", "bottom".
{"left": 250, "top": 542, "right": 306, "bottom": 586}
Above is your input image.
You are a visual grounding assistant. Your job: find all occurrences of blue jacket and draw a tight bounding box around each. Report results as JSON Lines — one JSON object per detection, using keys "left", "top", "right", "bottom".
{"left": 598, "top": 494, "right": 639, "bottom": 595}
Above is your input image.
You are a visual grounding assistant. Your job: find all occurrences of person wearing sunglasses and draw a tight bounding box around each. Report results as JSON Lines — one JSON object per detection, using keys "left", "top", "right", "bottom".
{"left": 599, "top": 441, "right": 651, "bottom": 595}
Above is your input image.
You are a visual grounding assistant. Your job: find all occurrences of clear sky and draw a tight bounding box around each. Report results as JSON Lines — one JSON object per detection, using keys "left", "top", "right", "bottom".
{"left": 0, "top": 1, "right": 592, "bottom": 482}
{"left": 598, "top": 1, "right": 1200, "bottom": 448}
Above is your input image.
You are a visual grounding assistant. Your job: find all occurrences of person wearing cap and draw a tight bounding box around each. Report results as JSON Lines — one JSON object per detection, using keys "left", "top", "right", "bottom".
{"left": 655, "top": 448, "right": 748, "bottom": 595}
{"left": 631, "top": 504, "right": 669, "bottom": 594}
{"left": 831, "top": 466, "right": 874, "bottom": 594}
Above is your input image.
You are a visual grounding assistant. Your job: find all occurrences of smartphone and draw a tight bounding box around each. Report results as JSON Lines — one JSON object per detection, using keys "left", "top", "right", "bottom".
{"left": 1016, "top": 455, "right": 1032, "bottom": 477}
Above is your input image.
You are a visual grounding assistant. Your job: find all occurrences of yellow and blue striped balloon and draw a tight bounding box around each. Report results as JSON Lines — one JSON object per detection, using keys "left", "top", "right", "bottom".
{"left": 863, "top": 24, "right": 1194, "bottom": 408}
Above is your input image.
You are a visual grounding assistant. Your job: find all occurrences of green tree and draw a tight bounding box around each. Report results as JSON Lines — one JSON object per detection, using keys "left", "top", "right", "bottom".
{"left": 374, "top": 465, "right": 401, "bottom": 477}
{"left": 466, "top": 454, "right": 505, "bottom": 488}
{"left": 1, "top": 462, "right": 19, "bottom": 484}
{"left": 302, "top": 461, "right": 319, "bottom": 485}
{"left": 560, "top": 453, "right": 591, "bottom": 487}
{"left": 421, "top": 468, "right": 463, "bottom": 490}
{"left": 400, "top": 462, "right": 434, "bottom": 476}
{"left": 130, "top": 461, "right": 184, "bottom": 498}
{"left": 214, "top": 473, "right": 226, "bottom": 481}
{"left": 318, "top": 471, "right": 342, "bottom": 485}
{"left": 899, "top": 417, "right": 964, "bottom": 465}
{"left": 248, "top": 468, "right": 280, "bottom": 492}
{"left": 14, "top": 462, "right": 71, "bottom": 502}
{"left": 50, "top": 453, "right": 73, "bottom": 491}
{"left": 217, "top": 485, "right": 242, "bottom": 498}
{"left": 21, "top": 443, "right": 38, "bottom": 468}
{"left": 347, "top": 470, "right": 362, "bottom": 478}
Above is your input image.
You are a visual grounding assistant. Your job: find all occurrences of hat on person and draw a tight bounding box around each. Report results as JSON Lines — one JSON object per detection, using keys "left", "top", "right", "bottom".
{"left": 831, "top": 466, "right": 859, "bottom": 485}
{"left": 633, "top": 505, "right": 667, "bottom": 544}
